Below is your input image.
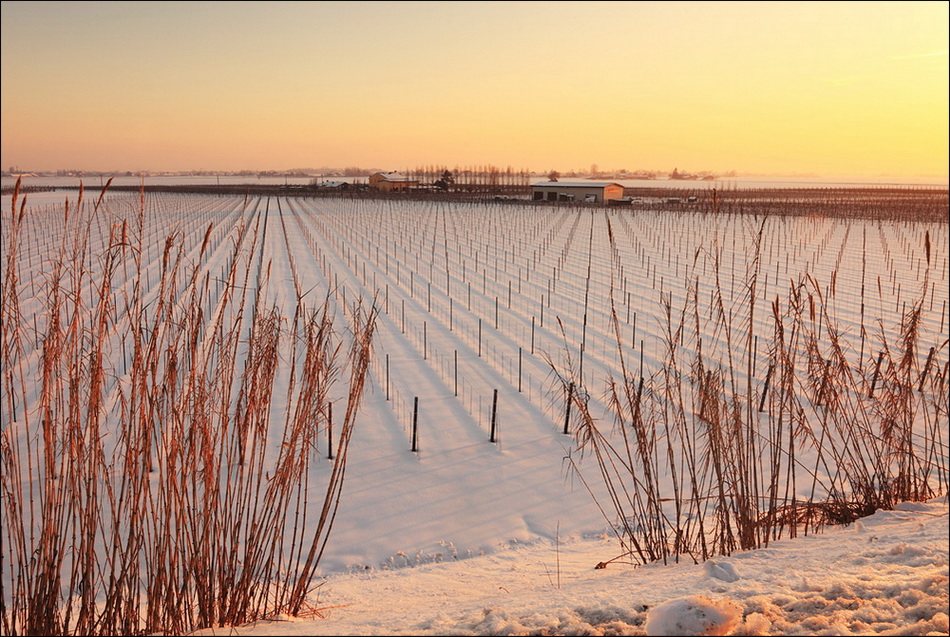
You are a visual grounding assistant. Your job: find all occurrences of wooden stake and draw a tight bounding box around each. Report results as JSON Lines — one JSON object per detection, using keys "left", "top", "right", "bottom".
{"left": 490, "top": 389, "right": 498, "bottom": 443}
{"left": 412, "top": 397, "right": 419, "bottom": 452}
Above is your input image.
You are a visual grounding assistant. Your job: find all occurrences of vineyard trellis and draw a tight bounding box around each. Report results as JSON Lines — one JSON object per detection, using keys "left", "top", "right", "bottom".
{"left": 1, "top": 183, "right": 947, "bottom": 635}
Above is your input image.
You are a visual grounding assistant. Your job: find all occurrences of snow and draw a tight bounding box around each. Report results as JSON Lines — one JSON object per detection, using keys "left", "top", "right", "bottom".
{"left": 644, "top": 596, "right": 742, "bottom": 636}
{"left": 177, "top": 189, "right": 950, "bottom": 634}
{"left": 2, "top": 187, "right": 947, "bottom": 636}
{"left": 188, "top": 497, "right": 948, "bottom": 636}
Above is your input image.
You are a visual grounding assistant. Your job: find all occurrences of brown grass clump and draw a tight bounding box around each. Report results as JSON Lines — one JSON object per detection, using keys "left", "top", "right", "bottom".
{"left": 1, "top": 184, "right": 377, "bottom": 636}
{"left": 547, "top": 212, "right": 946, "bottom": 568}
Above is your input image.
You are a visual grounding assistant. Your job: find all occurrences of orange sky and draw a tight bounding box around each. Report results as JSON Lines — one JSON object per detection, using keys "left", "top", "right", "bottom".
{"left": 2, "top": 1, "right": 947, "bottom": 178}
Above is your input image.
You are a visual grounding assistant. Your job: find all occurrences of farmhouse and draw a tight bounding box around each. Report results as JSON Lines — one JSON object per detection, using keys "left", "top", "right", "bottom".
{"left": 530, "top": 181, "right": 625, "bottom": 204}
{"left": 369, "top": 171, "right": 420, "bottom": 193}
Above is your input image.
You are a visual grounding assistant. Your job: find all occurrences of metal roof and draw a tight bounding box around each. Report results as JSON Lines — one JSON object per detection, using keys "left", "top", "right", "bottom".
{"left": 374, "top": 172, "right": 417, "bottom": 182}
{"left": 531, "top": 181, "right": 624, "bottom": 188}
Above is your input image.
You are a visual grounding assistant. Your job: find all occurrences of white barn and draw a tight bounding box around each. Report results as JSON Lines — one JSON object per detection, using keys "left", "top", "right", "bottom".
{"left": 531, "top": 181, "right": 625, "bottom": 204}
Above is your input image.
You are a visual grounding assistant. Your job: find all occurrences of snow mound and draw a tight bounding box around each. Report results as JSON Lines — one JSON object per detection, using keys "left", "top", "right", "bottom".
{"left": 703, "top": 559, "right": 741, "bottom": 582}
{"left": 644, "top": 595, "right": 742, "bottom": 636}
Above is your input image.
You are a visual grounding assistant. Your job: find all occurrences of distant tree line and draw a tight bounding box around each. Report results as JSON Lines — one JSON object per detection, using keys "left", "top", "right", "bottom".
{"left": 407, "top": 165, "right": 533, "bottom": 193}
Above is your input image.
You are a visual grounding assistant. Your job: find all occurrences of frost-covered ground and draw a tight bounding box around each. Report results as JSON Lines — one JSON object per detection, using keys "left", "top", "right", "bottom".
{"left": 191, "top": 498, "right": 948, "bottom": 636}
{"left": 2, "top": 186, "right": 947, "bottom": 636}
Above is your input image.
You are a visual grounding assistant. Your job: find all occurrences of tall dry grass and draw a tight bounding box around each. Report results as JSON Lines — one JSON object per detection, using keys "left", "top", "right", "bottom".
{"left": 550, "top": 213, "right": 947, "bottom": 568}
{"left": 1, "top": 180, "right": 377, "bottom": 636}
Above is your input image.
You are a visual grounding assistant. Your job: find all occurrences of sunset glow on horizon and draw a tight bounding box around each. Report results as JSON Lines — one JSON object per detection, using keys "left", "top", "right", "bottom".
{"left": 2, "top": 1, "right": 947, "bottom": 179}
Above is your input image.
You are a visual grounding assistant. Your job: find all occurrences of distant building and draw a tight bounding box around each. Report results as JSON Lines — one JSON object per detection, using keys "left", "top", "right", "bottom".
{"left": 369, "top": 171, "right": 420, "bottom": 193}
{"left": 530, "top": 181, "right": 625, "bottom": 204}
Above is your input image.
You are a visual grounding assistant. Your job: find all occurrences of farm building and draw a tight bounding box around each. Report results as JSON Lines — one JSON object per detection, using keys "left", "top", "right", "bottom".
{"left": 315, "top": 180, "right": 351, "bottom": 190}
{"left": 369, "top": 171, "right": 420, "bottom": 193}
{"left": 530, "top": 181, "right": 625, "bottom": 204}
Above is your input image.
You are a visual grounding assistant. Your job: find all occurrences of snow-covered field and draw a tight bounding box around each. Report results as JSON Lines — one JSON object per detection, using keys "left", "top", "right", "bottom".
{"left": 2, "top": 188, "right": 947, "bottom": 635}
{"left": 193, "top": 498, "right": 949, "bottom": 636}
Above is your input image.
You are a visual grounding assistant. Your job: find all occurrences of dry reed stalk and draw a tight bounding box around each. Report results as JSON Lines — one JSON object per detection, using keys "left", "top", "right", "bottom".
{"left": 545, "top": 210, "right": 946, "bottom": 575}
{"left": 288, "top": 297, "right": 377, "bottom": 615}
{"left": 1, "top": 192, "right": 379, "bottom": 636}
